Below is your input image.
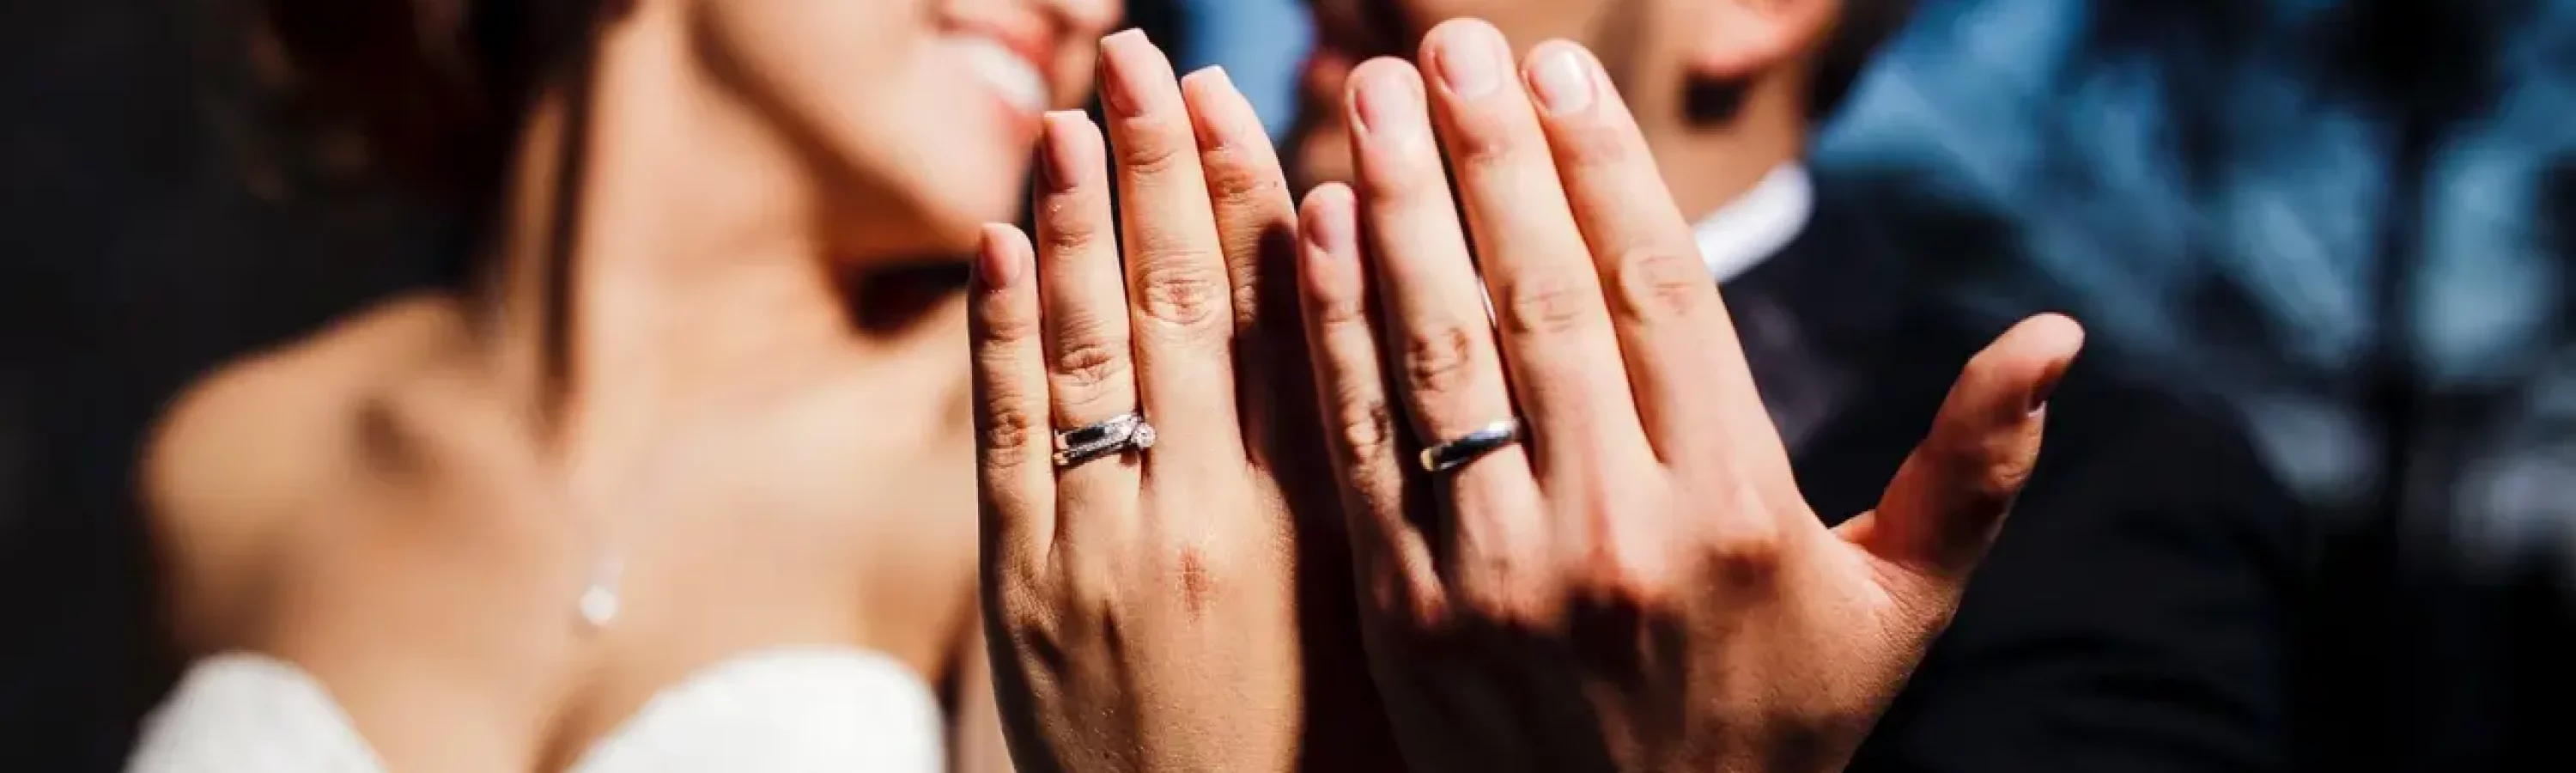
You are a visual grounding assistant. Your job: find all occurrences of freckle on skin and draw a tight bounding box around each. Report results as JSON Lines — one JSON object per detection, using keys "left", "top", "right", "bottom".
{"left": 1178, "top": 548, "right": 1215, "bottom": 618}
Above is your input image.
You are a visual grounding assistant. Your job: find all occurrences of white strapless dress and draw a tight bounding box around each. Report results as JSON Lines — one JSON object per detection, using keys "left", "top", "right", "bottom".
{"left": 126, "top": 648, "right": 945, "bottom": 772}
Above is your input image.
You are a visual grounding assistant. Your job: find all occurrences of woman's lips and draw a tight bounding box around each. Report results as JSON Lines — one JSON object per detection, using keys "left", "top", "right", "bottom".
{"left": 947, "top": 33, "right": 1052, "bottom": 117}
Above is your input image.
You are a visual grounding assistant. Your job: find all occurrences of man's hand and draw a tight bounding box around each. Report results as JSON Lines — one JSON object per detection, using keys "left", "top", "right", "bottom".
{"left": 1293, "top": 20, "right": 2084, "bottom": 773}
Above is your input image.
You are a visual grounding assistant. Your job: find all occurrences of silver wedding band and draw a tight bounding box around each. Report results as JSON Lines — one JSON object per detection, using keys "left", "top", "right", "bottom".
{"left": 1053, "top": 411, "right": 1158, "bottom": 469}
{"left": 1419, "top": 418, "right": 1524, "bottom": 473}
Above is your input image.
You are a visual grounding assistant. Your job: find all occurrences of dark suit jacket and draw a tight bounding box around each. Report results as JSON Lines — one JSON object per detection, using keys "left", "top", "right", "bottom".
{"left": 1787, "top": 0, "right": 2576, "bottom": 768}
{"left": 1726, "top": 180, "right": 2313, "bottom": 772}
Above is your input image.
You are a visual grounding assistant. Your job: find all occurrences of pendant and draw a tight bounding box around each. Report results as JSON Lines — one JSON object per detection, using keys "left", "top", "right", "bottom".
{"left": 577, "top": 553, "right": 623, "bottom": 630}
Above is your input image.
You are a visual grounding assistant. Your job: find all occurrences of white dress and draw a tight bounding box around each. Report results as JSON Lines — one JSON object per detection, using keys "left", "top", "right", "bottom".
{"left": 125, "top": 648, "right": 945, "bottom": 772}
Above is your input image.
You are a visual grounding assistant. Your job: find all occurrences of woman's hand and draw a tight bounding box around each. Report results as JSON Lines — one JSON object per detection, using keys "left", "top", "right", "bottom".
{"left": 968, "top": 31, "right": 1398, "bottom": 773}
{"left": 1294, "top": 21, "right": 2084, "bottom": 773}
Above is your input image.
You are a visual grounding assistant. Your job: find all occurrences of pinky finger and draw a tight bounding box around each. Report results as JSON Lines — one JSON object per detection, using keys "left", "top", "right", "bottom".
{"left": 970, "top": 223, "right": 1057, "bottom": 580}
{"left": 1297, "top": 184, "right": 1442, "bottom": 621}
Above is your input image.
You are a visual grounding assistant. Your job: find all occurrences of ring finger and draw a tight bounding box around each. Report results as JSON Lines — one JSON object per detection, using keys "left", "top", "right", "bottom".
{"left": 1344, "top": 58, "right": 1546, "bottom": 600}
{"left": 1419, "top": 20, "right": 1653, "bottom": 489}
{"left": 1035, "top": 110, "right": 1144, "bottom": 543}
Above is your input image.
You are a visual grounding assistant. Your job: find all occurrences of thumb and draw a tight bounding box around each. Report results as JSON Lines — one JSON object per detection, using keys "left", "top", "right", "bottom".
{"left": 1840, "top": 313, "right": 2084, "bottom": 585}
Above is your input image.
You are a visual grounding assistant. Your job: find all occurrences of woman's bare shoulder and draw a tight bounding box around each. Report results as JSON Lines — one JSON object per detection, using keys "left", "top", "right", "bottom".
{"left": 141, "top": 293, "right": 467, "bottom": 641}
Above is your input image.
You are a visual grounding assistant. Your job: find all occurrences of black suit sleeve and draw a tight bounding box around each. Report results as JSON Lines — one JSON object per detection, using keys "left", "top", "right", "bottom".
{"left": 1844, "top": 374, "right": 2308, "bottom": 773}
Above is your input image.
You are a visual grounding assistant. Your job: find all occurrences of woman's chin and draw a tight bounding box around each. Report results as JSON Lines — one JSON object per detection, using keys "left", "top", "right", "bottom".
{"left": 827, "top": 184, "right": 1026, "bottom": 265}
{"left": 926, "top": 203, "right": 1018, "bottom": 256}
{"left": 920, "top": 174, "right": 1030, "bottom": 242}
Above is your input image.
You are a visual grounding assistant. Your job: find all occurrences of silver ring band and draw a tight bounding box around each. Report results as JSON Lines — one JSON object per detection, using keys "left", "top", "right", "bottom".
{"left": 1419, "top": 418, "right": 1523, "bottom": 473}
{"left": 1053, "top": 411, "right": 1158, "bottom": 469}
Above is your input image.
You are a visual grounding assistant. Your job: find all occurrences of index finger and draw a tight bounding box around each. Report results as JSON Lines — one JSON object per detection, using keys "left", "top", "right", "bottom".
{"left": 969, "top": 224, "right": 1056, "bottom": 578}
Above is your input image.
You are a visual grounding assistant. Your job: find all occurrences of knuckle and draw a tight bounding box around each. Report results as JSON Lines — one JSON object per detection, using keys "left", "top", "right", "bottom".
{"left": 975, "top": 393, "right": 1041, "bottom": 466}
{"left": 1114, "top": 125, "right": 1194, "bottom": 177}
{"left": 1355, "top": 156, "right": 1430, "bottom": 203}
{"left": 1579, "top": 561, "right": 1674, "bottom": 615}
{"left": 1959, "top": 429, "right": 2040, "bottom": 506}
{"left": 1442, "top": 125, "right": 1514, "bottom": 172}
{"left": 1989, "top": 445, "right": 2040, "bottom": 498}
{"left": 1387, "top": 586, "right": 1461, "bottom": 640}
{"left": 1335, "top": 394, "right": 1400, "bottom": 463}
{"left": 1229, "top": 276, "right": 1265, "bottom": 337}
{"left": 1605, "top": 243, "right": 1713, "bottom": 323}
{"left": 1061, "top": 559, "right": 1124, "bottom": 616}
{"left": 994, "top": 590, "right": 1052, "bottom": 637}
{"left": 1924, "top": 415, "right": 2038, "bottom": 513}
{"left": 1206, "top": 155, "right": 1290, "bottom": 210}
{"left": 1553, "top": 120, "right": 1635, "bottom": 169}
{"left": 1564, "top": 488, "right": 1679, "bottom": 611}
{"left": 1133, "top": 260, "right": 1232, "bottom": 330}
{"left": 1306, "top": 278, "right": 1374, "bottom": 330}
{"left": 1702, "top": 518, "right": 1783, "bottom": 587}
{"left": 1499, "top": 270, "right": 1606, "bottom": 337}
{"left": 973, "top": 300, "right": 1042, "bottom": 344}
{"left": 1400, "top": 323, "right": 1484, "bottom": 401}
{"left": 999, "top": 616, "right": 1065, "bottom": 671}
{"left": 1453, "top": 534, "right": 1559, "bottom": 632}
{"left": 990, "top": 576, "right": 1061, "bottom": 637}
{"left": 1049, "top": 331, "right": 1133, "bottom": 395}
{"left": 1574, "top": 541, "right": 1678, "bottom": 614}
{"left": 1040, "top": 207, "right": 1103, "bottom": 254}
{"left": 1458, "top": 579, "right": 1553, "bottom": 634}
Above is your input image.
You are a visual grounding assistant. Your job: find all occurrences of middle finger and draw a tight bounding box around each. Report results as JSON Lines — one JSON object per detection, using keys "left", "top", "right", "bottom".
{"left": 1097, "top": 31, "right": 1248, "bottom": 471}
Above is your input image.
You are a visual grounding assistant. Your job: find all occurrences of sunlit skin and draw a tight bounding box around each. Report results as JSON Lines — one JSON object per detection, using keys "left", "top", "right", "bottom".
{"left": 1290, "top": 0, "right": 1834, "bottom": 221}
{"left": 143, "top": 1, "right": 1117, "bottom": 770}
{"left": 969, "top": 3, "right": 2081, "bottom": 773}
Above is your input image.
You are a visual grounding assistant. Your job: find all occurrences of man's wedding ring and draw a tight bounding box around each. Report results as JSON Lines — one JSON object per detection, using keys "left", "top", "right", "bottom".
{"left": 1053, "top": 411, "right": 1158, "bottom": 469}
{"left": 1419, "top": 418, "right": 1524, "bottom": 473}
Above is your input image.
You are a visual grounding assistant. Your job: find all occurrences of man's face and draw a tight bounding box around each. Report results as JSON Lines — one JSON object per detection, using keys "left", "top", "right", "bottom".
{"left": 1290, "top": 0, "right": 1687, "bottom": 189}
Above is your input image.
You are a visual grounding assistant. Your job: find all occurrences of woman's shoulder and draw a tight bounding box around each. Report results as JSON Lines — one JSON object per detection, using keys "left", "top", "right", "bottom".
{"left": 142, "top": 293, "right": 471, "bottom": 643}
{"left": 146, "top": 293, "right": 470, "bottom": 511}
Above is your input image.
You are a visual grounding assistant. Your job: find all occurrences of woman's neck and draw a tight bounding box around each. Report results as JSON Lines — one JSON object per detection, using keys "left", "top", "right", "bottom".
{"left": 465, "top": 9, "right": 900, "bottom": 451}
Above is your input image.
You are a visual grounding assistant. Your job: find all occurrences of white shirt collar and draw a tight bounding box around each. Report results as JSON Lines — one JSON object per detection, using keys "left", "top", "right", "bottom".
{"left": 1694, "top": 163, "right": 1814, "bottom": 283}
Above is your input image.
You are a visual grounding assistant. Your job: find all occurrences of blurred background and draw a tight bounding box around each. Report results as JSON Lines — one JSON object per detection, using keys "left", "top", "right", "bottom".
{"left": 3, "top": 0, "right": 2570, "bottom": 770}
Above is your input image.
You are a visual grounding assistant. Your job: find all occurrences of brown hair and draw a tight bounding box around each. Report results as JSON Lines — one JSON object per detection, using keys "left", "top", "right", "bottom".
{"left": 252, "top": 0, "right": 603, "bottom": 202}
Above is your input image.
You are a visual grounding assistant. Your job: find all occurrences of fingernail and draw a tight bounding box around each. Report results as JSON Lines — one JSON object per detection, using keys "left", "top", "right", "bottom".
{"left": 1182, "top": 66, "right": 1235, "bottom": 149}
{"left": 1351, "top": 64, "right": 1423, "bottom": 146}
{"left": 1303, "top": 186, "right": 1354, "bottom": 255}
{"left": 975, "top": 225, "right": 1024, "bottom": 289}
{"left": 1431, "top": 23, "right": 1505, "bottom": 97}
{"left": 1038, "top": 111, "right": 1090, "bottom": 193}
{"left": 1528, "top": 43, "right": 1595, "bottom": 115}
{"left": 1097, "top": 29, "right": 1165, "bottom": 118}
